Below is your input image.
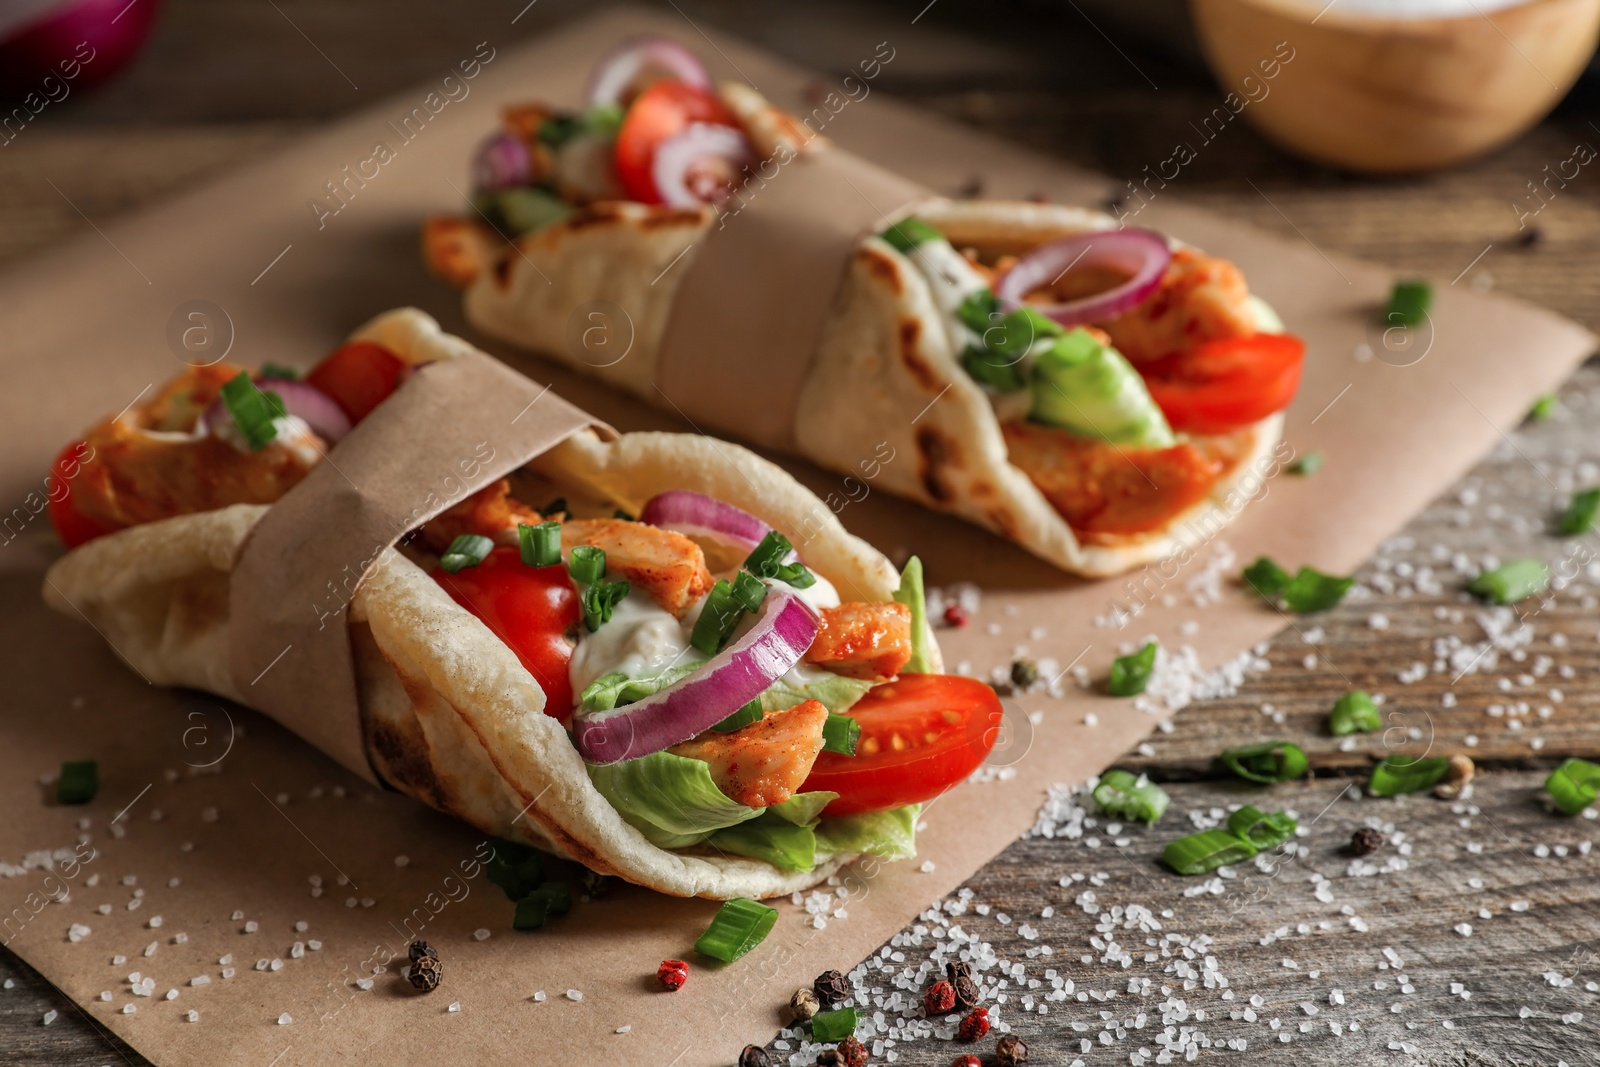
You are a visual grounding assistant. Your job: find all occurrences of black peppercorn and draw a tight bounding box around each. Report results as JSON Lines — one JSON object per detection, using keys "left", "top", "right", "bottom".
{"left": 407, "top": 940, "right": 435, "bottom": 964}
{"left": 945, "top": 960, "right": 980, "bottom": 1010}
{"left": 738, "top": 1045, "right": 772, "bottom": 1067}
{"left": 813, "top": 968, "right": 849, "bottom": 1008}
{"left": 996, "top": 1034, "right": 1029, "bottom": 1065}
{"left": 1010, "top": 658, "right": 1038, "bottom": 689}
{"left": 1349, "top": 827, "right": 1386, "bottom": 856}
{"left": 407, "top": 954, "right": 442, "bottom": 992}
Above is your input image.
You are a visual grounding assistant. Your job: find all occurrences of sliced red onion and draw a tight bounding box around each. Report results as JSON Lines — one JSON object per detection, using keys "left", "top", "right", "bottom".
{"left": 995, "top": 229, "right": 1173, "bottom": 328}
{"left": 573, "top": 587, "right": 819, "bottom": 764}
{"left": 651, "top": 122, "right": 756, "bottom": 208}
{"left": 585, "top": 35, "right": 711, "bottom": 108}
{"left": 203, "top": 378, "right": 352, "bottom": 445}
{"left": 471, "top": 131, "right": 533, "bottom": 194}
{"left": 639, "top": 490, "right": 771, "bottom": 554}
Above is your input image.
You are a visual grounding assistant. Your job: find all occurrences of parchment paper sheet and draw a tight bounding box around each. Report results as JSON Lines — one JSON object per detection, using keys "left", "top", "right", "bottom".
{"left": 0, "top": 8, "right": 1590, "bottom": 1066}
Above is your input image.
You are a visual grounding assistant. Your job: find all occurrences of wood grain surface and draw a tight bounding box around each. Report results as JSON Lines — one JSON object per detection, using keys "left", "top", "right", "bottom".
{"left": 3, "top": 2, "right": 1598, "bottom": 1065}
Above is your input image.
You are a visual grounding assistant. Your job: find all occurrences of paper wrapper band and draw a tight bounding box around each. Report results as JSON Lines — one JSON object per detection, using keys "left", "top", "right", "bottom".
{"left": 654, "top": 144, "right": 928, "bottom": 451}
{"left": 227, "top": 350, "right": 611, "bottom": 783}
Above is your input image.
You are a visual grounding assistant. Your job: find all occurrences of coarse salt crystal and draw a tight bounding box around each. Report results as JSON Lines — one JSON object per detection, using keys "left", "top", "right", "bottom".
{"left": 474, "top": 928, "right": 491, "bottom": 941}
{"left": 42, "top": 1010, "right": 58, "bottom": 1025}
{"left": 448, "top": 1001, "right": 461, "bottom": 1013}
{"left": 277, "top": 1012, "right": 292, "bottom": 1025}
{"left": 566, "top": 989, "right": 583, "bottom": 1001}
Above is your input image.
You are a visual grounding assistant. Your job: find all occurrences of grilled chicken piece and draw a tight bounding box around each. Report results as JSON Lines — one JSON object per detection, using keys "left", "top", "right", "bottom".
{"left": 562, "top": 517, "right": 714, "bottom": 616}
{"left": 420, "top": 479, "right": 544, "bottom": 554}
{"left": 1096, "top": 247, "right": 1258, "bottom": 364}
{"left": 670, "top": 700, "right": 829, "bottom": 808}
{"left": 422, "top": 216, "right": 495, "bottom": 289}
{"left": 804, "top": 602, "right": 913, "bottom": 681}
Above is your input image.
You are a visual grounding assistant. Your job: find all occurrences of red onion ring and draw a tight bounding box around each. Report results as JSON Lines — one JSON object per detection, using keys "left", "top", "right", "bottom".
{"left": 203, "top": 377, "right": 352, "bottom": 445}
{"left": 585, "top": 34, "right": 711, "bottom": 108}
{"left": 0, "top": 0, "right": 161, "bottom": 96}
{"left": 471, "top": 131, "right": 533, "bottom": 194}
{"left": 573, "top": 587, "right": 819, "bottom": 764}
{"left": 639, "top": 490, "right": 772, "bottom": 554}
{"left": 651, "top": 122, "right": 756, "bottom": 208}
{"left": 994, "top": 229, "right": 1172, "bottom": 328}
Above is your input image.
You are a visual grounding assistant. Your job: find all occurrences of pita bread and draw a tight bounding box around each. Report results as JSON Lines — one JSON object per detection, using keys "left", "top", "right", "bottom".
{"left": 42, "top": 309, "right": 934, "bottom": 899}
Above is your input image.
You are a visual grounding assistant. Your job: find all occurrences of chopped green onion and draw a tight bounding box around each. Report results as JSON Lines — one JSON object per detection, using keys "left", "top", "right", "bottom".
{"left": 1545, "top": 758, "right": 1600, "bottom": 815}
{"left": 1226, "top": 805, "right": 1297, "bottom": 849}
{"left": 693, "top": 898, "right": 777, "bottom": 962}
{"left": 1529, "top": 393, "right": 1559, "bottom": 421}
{"left": 690, "top": 579, "right": 746, "bottom": 655}
{"left": 1368, "top": 754, "right": 1450, "bottom": 796}
{"left": 258, "top": 362, "right": 298, "bottom": 380}
{"left": 711, "top": 698, "right": 764, "bottom": 733}
{"left": 1107, "top": 641, "right": 1158, "bottom": 697}
{"left": 1467, "top": 558, "right": 1548, "bottom": 604}
{"left": 1283, "top": 567, "right": 1354, "bottom": 613}
{"left": 1091, "top": 769, "right": 1169, "bottom": 824}
{"left": 1220, "top": 740, "right": 1308, "bottom": 784}
{"left": 518, "top": 521, "right": 561, "bottom": 568}
{"left": 878, "top": 215, "right": 943, "bottom": 254}
{"left": 961, "top": 346, "right": 1027, "bottom": 393}
{"left": 731, "top": 570, "right": 768, "bottom": 613}
{"left": 1329, "top": 690, "right": 1381, "bottom": 736}
{"left": 743, "top": 531, "right": 816, "bottom": 589}
{"left": 1243, "top": 556, "right": 1291, "bottom": 599}
{"left": 811, "top": 1006, "right": 859, "bottom": 1042}
{"left": 957, "top": 289, "right": 1002, "bottom": 335}
{"left": 511, "top": 882, "right": 572, "bottom": 930}
{"left": 986, "top": 307, "right": 1062, "bottom": 361}
{"left": 484, "top": 839, "right": 544, "bottom": 901}
{"left": 1382, "top": 278, "right": 1431, "bottom": 328}
{"left": 439, "top": 534, "right": 495, "bottom": 574}
{"left": 1163, "top": 828, "right": 1257, "bottom": 875}
{"left": 1558, "top": 488, "right": 1600, "bottom": 536}
{"left": 580, "top": 579, "right": 629, "bottom": 632}
{"left": 220, "top": 372, "right": 286, "bottom": 451}
{"left": 821, "top": 713, "right": 861, "bottom": 756}
{"left": 568, "top": 544, "right": 606, "bottom": 585}
{"left": 1287, "top": 451, "right": 1323, "bottom": 476}
{"left": 541, "top": 496, "right": 568, "bottom": 516}
{"left": 56, "top": 760, "right": 98, "bottom": 805}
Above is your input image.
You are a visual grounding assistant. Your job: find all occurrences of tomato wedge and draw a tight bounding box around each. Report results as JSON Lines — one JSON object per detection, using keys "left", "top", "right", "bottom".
{"left": 614, "top": 80, "right": 741, "bottom": 203}
{"left": 1139, "top": 333, "right": 1306, "bottom": 436}
{"left": 305, "top": 341, "right": 407, "bottom": 424}
{"left": 801, "top": 674, "right": 1003, "bottom": 816}
{"left": 431, "top": 548, "right": 580, "bottom": 720}
{"left": 46, "top": 441, "right": 120, "bottom": 549}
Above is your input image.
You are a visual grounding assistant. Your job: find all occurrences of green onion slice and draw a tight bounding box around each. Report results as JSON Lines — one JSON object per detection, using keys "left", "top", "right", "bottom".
{"left": 1091, "top": 769, "right": 1169, "bottom": 824}
{"left": 693, "top": 898, "right": 777, "bottom": 962}
{"left": 690, "top": 579, "right": 746, "bottom": 655}
{"left": 1467, "top": 558, "right": 1548, "bottom": 605}
{"left": 1558, "top": 488, "right": 1600, "bottom": 536}
{"left": 957, "top": 289, "right": 1002, "bottom": 335}
{"left": 56, "top": 760, "right": 98, "bottom": 806}
{"left": 878, "top": 216, "right": 943, "bottom": 254}
{"left": 1226, "top": 805, "right": 1297, "bottom": 849}
{"left": 518, "top": 521, "right": 561, "bottom": 568}
{"left": 1545, "top": 758, "right": 1600, "bottom": 815}
{"left": 1243, "top": 556, "right": 1291, "bottom": 599}
{"left": 258, "top": 362, "right": 299, "bottom": 380}
{"left": 961, "top": 346, "right": 1027, "bottom": 393}
{"left": 821, "top": 713, "right": 861, "bottom": 756}
{"left": 1163, "top": 828, "right": 1257, "bottom": 876}
{"left": 1529, "top": 393, "right": 1559, "bottom": 422}
{"left": 1220, "top": 740, "right": 1309, "bottom": 784}
{"left": 1383, "top": 279, "right": 1431, "bottom": 328}
{"left": 1367, "top": 754, "right": 1450, "bottom": 797}
{"left": 511, "top": 882, "right": 572, "bottom": 930}
{"left": 220, "top": 372, "right": 286, "bottom": 451}
{"left": 743, "top": 531, "right": 816, "bottom": 589}
{"left": 439, "top": 534, "right": 495, "bottom": 574}
{"left": 1329, "top": 690, "right": 1381, "bottom": 736}
{"left": 732, "top": 570, "right": 768, "bottom": 613}
{"left": 811, "top": 1006, "right": 859, "bottom": 1042}
{"left": 1107, "top": 641, "right": 1158, "bottom": 697}
{"left": 568, "top": 544, "right": 606, "bottom": 585}
{"left": 581, "top": 579, "right": 629, "bottom": 632}
{"left": 1287, "top": 451, "right": 1323, "bottom": 476}
{"left": 711, "top": 698, "right": 764, "bottom": 734}
{"left": 1283, "top": 567, "right": 1353, "bottom": 613}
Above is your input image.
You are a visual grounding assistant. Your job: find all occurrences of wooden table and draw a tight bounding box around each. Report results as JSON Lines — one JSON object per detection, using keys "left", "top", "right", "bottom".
{"left": 4, "top": 2, "right": 1598, "bottom": 1064}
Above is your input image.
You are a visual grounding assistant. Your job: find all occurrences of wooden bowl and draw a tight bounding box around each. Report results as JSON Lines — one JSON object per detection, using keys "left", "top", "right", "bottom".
{"left": 1189, "top": 0, "right": 1600, "bottom": 173}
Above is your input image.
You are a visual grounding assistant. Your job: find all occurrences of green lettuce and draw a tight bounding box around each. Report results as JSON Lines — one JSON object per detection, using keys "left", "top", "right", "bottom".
{"left": 579, "top": 660, "right": 703, "bottom": 713}
{"left": 894, "top": 556, "right": 932, "bottom": 673}
{"left": 1029, "top": 328, "right": 1174, "bottom": 448}
{"left": 760, "top": 670, "right": 873, "bottom": 715}
{"left": 586, "top": 751, "right": 761, "bottom": 849}
{"left": 709, "top": 813, "right": 819, "bottom": 872}
{"left": 815, "top": 804, "right": 921, "bottom": 862}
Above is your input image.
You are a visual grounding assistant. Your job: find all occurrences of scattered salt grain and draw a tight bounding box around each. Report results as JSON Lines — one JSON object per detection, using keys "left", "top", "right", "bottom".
{"left": 277, "top": 1012, "right": 292, "bottom": 1025}
{"left": 474, "top": 928, "right": 491, "bottom": 941}
{"left": 566, "top": 989, "right": 583, "bottom": 1002}
{"left": 448, "top": 1001, "right": 461, "bottom": 1013}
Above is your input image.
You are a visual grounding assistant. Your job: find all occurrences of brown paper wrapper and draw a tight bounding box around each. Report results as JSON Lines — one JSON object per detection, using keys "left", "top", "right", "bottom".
{"left": 0, "top": 10, "right": 1593, "bottom": 1067}
{"left": 229, "top": 350, "right": 608, "bottom": 783}
{"left": 655, "top": 146, "right": 926, "bottom": 450}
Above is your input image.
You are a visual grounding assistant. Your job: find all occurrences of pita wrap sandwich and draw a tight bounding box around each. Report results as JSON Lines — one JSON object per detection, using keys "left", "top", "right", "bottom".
{"left": 42, "top": 308, "right": 1004, "bottom": 901}
{"left": 424, "top": 38, "right": 1304, "bottom": 579}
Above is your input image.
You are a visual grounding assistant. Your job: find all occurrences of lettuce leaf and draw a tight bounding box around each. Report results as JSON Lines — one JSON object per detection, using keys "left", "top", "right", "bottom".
{"left": 586, "top": 751, "right": 761, "bottom": 849}
{"left": 815, "top": 804, "right": 921, "bottom": 862}
{"left": 760, "top": 670, "right": 873, "bottom": 715}
{"left": 894, "top": 556, "right": 932, "bottom": 673}
{"left": 770, "top": 791, "right": 839, "bottom": 826}
{"left": 708, "top": 814, "right": 818, "bottom": 872}
{"left": 579, "top": 660, "right": 702, "bottom": 713}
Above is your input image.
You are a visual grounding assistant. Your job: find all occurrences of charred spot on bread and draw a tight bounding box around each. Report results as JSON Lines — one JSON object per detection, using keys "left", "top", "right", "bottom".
{"left": 916, "top": 426, "right": 960, "bottom": 504}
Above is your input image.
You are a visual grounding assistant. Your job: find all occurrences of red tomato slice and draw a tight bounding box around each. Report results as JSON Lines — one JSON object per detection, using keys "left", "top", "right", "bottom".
{"left": 614, "top": 81, "right": 741, "bottom": 204}
{"left": 46, "top": 441, "right": 120, "bottom": 549}
{"left": 1140, "top": 333, "right": 1306, "bottom": 436}
{"left": 305, "top": 341, "right": 407, "bottom": 424}
{"left": 432, "top": 547, "right": 580, "bottom": 720}
{"left": 800, "top": 674, "right": 1003, "bottom": 816}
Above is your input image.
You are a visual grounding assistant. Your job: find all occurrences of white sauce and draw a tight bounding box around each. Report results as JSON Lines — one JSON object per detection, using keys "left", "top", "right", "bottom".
{"left": 210, "top": 412, "right": 323, "bottom": 466}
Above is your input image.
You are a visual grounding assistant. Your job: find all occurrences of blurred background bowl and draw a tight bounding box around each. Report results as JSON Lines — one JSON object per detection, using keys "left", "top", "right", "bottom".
{"left": 1189, "top": 0, "right": 1600, "bottom": 173}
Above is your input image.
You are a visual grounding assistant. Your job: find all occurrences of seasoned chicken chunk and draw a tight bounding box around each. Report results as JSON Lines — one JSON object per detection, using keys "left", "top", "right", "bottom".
{"left": 562, "top": 517, "right": 714, "bottom": 616}
{"left": 804, "top": 602, "right": 912, "bottom": 681}
{"left": 670, "top": 700, "right": 829, "bottom": 808}
{"left": 1097, "top": 247, "right": 1258, "bottom": 364}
